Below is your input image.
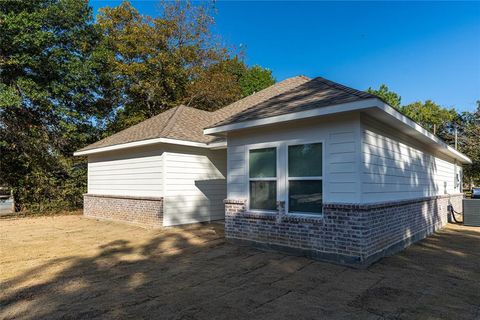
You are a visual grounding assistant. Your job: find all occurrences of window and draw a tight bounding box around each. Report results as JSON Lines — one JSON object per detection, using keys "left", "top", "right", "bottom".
{"left": 249, "top": 148, "right": 277, "bottom": 211}
{"left": 287, "top": 143, "right": 323, "bottom": 214}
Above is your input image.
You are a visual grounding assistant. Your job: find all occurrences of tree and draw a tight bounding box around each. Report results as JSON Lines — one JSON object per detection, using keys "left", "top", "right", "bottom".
{"left": 0, "top": 0, "right": 276, "bottom": 211}
{"left": 365, "top": 86, "right": 480, "bottom": 186}
{"left": 239, "top": 65, "right": 275, "bottom": 97}
{"left": 367, "top": 84, "right": 401, "bottom": 109}
{"left": 186, "top": 58, "right": 244, "bottom": 111}
{"left": 366, "top": 85, "right": 457, "bottom": 136}
{"left": 96, "top": 1, "right": 226, "bottom": 132}
{"left": 458, "top": 102, "right": 480, "bottom": 186}
{"left": 0, "top": 0, "right": 107, "bottom": 210}
{"left": 186, "top": 57, "right": 276, "bottom": 110}
{"left": 401, "top": 100, "right": 458, "bottom": 135}
{"left": 98, "top": 2, "right": 276, "bottom": 132}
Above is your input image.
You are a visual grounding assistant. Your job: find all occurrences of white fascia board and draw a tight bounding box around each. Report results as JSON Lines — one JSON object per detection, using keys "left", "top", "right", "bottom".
{"left": 203, "top": 97, "right": 471, "bottom": 165}
{"left": 203, "top": 98, "right": 380, "bottom": 135}
{"left": 73, "top": 137, "right": 227, "bottom": 156}
{"left": 379, "top": 103, "right": 472, "bottom": 164}
{"left": 208, "top": 141, "right": 228, "bottom": 149}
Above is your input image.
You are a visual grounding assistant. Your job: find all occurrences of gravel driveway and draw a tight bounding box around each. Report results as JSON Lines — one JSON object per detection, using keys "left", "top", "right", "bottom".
{"left": 1, "top": 215, "right": 479, "bottom": 319}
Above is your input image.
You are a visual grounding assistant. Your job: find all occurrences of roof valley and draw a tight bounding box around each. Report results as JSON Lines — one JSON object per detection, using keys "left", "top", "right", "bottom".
{"left": 79, "top": 75, "right": 373, "bottom": 152}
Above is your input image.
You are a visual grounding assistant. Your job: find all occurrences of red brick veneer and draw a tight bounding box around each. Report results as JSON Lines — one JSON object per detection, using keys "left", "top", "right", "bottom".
{"left": 224, "top": 194, "right": 463, "bottom": 266}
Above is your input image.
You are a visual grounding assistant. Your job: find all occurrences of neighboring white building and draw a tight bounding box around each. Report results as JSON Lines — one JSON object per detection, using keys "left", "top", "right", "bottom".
{"left": 75, "top": 76, "right": 470, "bottom": 266}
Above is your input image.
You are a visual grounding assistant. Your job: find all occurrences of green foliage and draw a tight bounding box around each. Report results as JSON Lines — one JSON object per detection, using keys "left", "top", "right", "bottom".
{"left": 401, "top": 100, "right": 457, "bottom": 134}
{"left": 11, "top": 157, "right": 87, "bottom": 212}
{"left": 0, "top": 0, "right": 276, "bottom": 212}
{"left": 97, "top": 3, "right": 275, "bottom": 130}
{"left": 367, "top": 85, "right": 480, "bottom": 186}
{"left": 239, "top": 65, "right": 275, "bottom": 97}
{"left": 367, "top": 84, "right": 401, "bottom": 109}
{"left": 0, "top": 0, "right": 105, "bottom": 212}
{"left": 187, "top": 57, "right": 275, "bottom": 110}
{"left": 458, "top": 102, "right": 480, "bottom": 186}
{"left": 96, "top": 1, "right": 224, "bottom": 132}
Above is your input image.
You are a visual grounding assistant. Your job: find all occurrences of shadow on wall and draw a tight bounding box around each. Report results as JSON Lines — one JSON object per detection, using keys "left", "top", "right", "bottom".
{"left": 207, "top": 150, "right": 228, "bottom": 175}
{"left": 194, "top": 178, "right": 227, "bottom": 215}
{"left": 163, "top": 180, "right": 226, "bottom": 227}
{"left": 1, "top": 223, "right": 479, "bottom": 319}
{"left": 361, "top": 116, "right": 462, "bottom": 246}
{"left": 162, "top": 179, "right": 226, "bottom": 227}
{"left": 163, "top": 149, "right": 227, "bottom": 227}
{"left": 363, "top": 121, "right": 440, "bottom": 202}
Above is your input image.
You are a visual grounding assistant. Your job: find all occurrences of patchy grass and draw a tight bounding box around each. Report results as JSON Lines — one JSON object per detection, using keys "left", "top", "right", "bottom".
{"left": 0, "top": 209, "right": 82, "bottom": 220}
{"left": 1, "top": 215, "right": 479, "bottom": 319}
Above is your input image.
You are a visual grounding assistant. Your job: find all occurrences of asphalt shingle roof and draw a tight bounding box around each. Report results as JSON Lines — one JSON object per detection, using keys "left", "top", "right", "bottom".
{"left": 77, "top": 76, "right": 309, "bottom": 152}
{"left": 207, "top": 76, "right": 378, "bottom": 128}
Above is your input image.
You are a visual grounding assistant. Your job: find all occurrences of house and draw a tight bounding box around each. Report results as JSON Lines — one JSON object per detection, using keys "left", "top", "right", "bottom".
{"left": 75, "top": 76, "right": 471, "bottom": 266}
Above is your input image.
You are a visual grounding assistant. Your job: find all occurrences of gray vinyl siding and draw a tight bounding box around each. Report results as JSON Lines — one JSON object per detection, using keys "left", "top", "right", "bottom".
{"left": 360, "top": 115, "right": 460, "bottom": 202}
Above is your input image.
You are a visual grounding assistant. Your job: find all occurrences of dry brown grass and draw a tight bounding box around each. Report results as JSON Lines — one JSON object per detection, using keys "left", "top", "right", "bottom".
{"left": 1, "top": 215, "right": 479, "bottom": 319}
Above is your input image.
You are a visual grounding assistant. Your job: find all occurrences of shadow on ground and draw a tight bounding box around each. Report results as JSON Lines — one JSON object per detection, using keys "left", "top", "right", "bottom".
{"left": 0, "top": 217, "right": 479, "bottom": 320}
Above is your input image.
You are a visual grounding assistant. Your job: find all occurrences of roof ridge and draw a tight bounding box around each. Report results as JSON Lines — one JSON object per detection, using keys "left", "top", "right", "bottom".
{"left": 184, "top": 106, "right": 213, "bottom": 114}
{"left": 161, "top": 105, "right": 185, "bottom": 137}
{"left": 212, "top": 76, "right": 308, "bottom": 114}
{"left": 207, "top": 75, "right": 384, "bottom": 130}
{"left": 313, "top": 76, "right": 373, "bottom": 99}
{"left": 116, "top": 108, "right": 169, "bottom": 132}
{"left": 212, "top": 76, "right": 310, "bottom": 122}
{"left": 208, "top": 76, "right": 310, "bottom": 128}
{"left": 78, "top": 75, "right": 348, "bottom": 153}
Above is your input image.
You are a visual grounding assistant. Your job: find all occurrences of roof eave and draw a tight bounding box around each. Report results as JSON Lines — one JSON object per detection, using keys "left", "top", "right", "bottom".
{"left": 377, "top": 102, "right": 472, "bottom": 164}
{"left": 73, "top": 137, "right": 226, "bottom": 156}
{"left": 203, "top": 98, "right": 380, "bottom": 135}
{"left": 203, "top": 98, "right": 471, "bottom": 165}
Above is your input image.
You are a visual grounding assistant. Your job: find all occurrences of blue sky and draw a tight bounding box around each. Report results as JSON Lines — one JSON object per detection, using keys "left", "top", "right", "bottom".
{"left": 90, "top": 1, "right": 480, "bottom": 112}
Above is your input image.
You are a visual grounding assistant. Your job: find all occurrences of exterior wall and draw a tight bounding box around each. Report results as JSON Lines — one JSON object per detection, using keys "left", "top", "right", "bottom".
{"left": 162, "top": 145, "right": 227, "bottom": 226}
{"left": 84, "top": 194, "right": 163, "bottom": 228}
{"left": 360, "top": 194, "right": 463, "bottom": 258}
{"left": 361, "top": 115, "right": 462, "bottom": 203}
{"left": 86, "top": 144, "right": 227, "bottom": 227}
{"left": 225, "top": 194, "right": 463, "bottom": 266}
{"left": 227, "top": 112, "right": 362, "bottom": 204}
{"left": 224, "top": 111, "right": 465, "bottom": 266}
{"left": 88, "top": 145, "right": 163, "bottom": 198}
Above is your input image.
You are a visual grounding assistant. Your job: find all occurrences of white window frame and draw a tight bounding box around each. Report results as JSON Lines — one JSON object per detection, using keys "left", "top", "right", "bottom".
{"left": 244, "top": 139, "right": 325, "bottom": 216}
{"left": 246, "top": 143, "right": 279, "bottom": 213}
{"left": 285, "top": 140, "right": 324, "bottom": 216}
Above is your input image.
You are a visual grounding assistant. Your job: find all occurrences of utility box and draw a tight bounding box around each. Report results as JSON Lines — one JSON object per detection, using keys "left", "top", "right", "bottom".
{"left": 463, "top": 199, "right": 480, "bottom": 227}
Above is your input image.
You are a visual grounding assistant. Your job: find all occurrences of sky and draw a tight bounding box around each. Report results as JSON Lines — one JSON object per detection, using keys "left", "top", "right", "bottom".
{"left": 90, "top": 1, "right": 480, "bottom": 112}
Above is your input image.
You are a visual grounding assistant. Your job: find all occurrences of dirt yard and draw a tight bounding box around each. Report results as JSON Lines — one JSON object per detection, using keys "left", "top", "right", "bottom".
{"left": 1, "top": 216, "right": 479, "bottom": 320}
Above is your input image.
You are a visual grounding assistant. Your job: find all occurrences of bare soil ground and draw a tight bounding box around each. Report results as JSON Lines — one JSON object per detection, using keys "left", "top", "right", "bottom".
{"left": 1, "top": 215, "right": 479, "bottom": 320}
